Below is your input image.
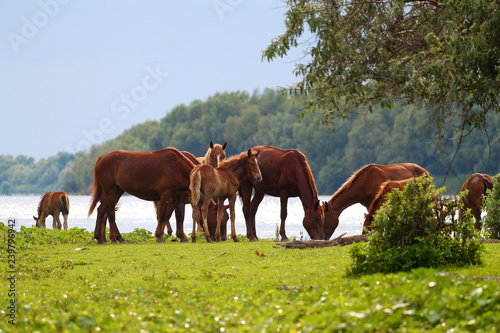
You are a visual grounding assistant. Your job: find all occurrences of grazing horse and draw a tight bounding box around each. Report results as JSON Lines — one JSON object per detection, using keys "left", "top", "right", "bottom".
{"left": 238, "top": 146, "right": 324, "bottom": 241}
{"left": 459, "top": 173, "right": 493, "bottom": 230}
{"left": 33, "top": 191, "right": 70, "bottom": 230}
{"left": 88, "top": 148, "right": 197, "bottom": 244}
{"left": 362, "top": 178, "right": 416, "bottom": 234}
{"left": 323, "top": 163, "right": 429, "bottom": 239}
{"left": 190, "top": 149, "right": 262, "bottom": 242}
{"left": 196, "top": 141, "right": 227, "bottom": 166}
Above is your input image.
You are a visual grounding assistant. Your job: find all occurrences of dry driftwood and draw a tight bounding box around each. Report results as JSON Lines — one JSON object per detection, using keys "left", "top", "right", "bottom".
{"left": 275, "top": 233, "right": 371, "bottom": 249}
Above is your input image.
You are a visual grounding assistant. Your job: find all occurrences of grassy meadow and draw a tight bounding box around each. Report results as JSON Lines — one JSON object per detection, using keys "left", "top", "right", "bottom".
{"left": 1, "top": 226, "right": 500, "bottom": 332}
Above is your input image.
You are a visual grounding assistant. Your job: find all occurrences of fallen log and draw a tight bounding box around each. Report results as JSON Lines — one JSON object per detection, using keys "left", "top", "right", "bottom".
{"left": 276, "top": 233, "right": 371, "bottom": 249}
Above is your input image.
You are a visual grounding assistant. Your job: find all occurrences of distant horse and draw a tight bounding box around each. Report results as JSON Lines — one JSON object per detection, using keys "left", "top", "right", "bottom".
{"left": 88, "top": 148, "right": 197, "bottom": 244}
{"left": 323, "top": 163, "right": 429, "bottom": 239}
{"left": 362, "top": 178, "right": 416, "bottom": 234}
{"left": 196, "top": 141, "right": 227, "bottom": 166}
{"left": 190, "top": 149, "right": 262, "bottom": 242}
{"left": 33, "top": 191, "right": 69, "bottom": 230}
{"left": 459, "top": 173, "right": 493, "bottom": 230}
{"left": 238, "top": 146, "right": 324, "bottom": 241}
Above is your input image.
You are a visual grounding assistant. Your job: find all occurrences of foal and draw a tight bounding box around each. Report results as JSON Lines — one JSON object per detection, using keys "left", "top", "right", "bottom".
{"left": 33, "top": 191, "right": 70, "bottom": 230}
{"left": 190, "top": 149, "right": 262, "bottom": 242}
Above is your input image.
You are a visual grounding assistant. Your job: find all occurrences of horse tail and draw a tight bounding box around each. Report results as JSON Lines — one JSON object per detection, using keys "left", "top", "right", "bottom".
{"left": 88, "top": 158, "right": 103, "bottom": 217}
{"left": 189, "top": 169, "right": 202, "bottom": 205}
{"left": 60, "top": 194, "right": 69, "bottom": 215}
{"left": 483, "top": 176, "right": 493, "bottom": 193}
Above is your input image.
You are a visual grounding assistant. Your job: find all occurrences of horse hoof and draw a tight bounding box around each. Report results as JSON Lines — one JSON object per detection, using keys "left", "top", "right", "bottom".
{"left": 233, "top": 238, "right": 240, "bottom": 243}
{"left": 250, "top": 238, "right": 259, "bottom": 242}
{"left": 180, "top": 238, "right": 189, "bottom": 243}
{"left": 156, "top": 238, "right": 166, "bottom": 243}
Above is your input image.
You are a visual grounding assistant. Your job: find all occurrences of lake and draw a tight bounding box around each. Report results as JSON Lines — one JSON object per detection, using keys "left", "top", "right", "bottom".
{"left": 1, "top": 195, "right": 366, "bottom": 240}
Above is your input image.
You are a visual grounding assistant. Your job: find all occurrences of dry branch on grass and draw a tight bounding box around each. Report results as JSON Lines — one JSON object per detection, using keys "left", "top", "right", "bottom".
{"left": 276, "top": 233, "right": 371, "bottom": 249}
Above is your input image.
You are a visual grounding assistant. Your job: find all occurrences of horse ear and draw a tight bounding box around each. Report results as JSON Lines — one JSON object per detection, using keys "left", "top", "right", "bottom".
{"left": 314, "top": 200, "right": 320, "bottom": 209}
{"left": 247, "top": 148, "right": 252, "bottom": 157}
{"left": 33, "top": 216, "right": 38, "bottom": 221}
{"left": 222, "top": 142, "right": 227, "bottom": 150}
{"left": 210, "top": 141, "right": 214, "bottom": 148}
{"left": 255, "top": 150, "right": 260, "bottom": 157}
{"left": 322, "top": 201, "right": 329, "bottom": 212}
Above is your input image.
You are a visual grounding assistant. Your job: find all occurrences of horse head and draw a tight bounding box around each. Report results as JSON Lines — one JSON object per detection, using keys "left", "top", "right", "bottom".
{"left": 208, "top": 141, "right": 227, "bottom": 167}
{"left": 303, "top": 199, "right": 324, "bottom": 240}
{"left": 246, "top": 149, "right": 262, "bottom": 183}
{"left": 322, "top": 201, "right": 339, "bottom": 240}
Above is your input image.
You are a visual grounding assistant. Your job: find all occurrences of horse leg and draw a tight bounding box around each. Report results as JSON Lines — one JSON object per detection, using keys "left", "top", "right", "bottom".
{"left": 227, "top": 195, "right": 238, "bottom": 242}
{"left": 155, "top": 199, "right": 172, "bottom": 242}
{"left": 39, "top": 213, "right": 47, "bottom": 228}
{"left": 103, "top": 190, "right": 124, "bottom": 243}
{"left": 173, "top": 196, "right": 189, "bottom": 242}
{"left": 95, "top": 204, "right": 108, "bottom": 244}
{"left": 54, "top": 213, "right": 62, "bottom": 230}
{"left": 279, "top": 194, "right": 289, "bottom": 241}
{"left": 473, "top": 208, "right": 482, "bottom": 230}
{"left": 239, "top": 180, "right": 259, "bottom": 241}
{"left": 191, "top": 200, "right": 200, "bottom": 243}
{"left": 155, "top": 193, "right": 175, "bottom": 242}
{"left": 62, "top": 213, "right": 68, "bottom": 230}
{"left": 248, "top": 190, "right": 265, "bottom": 241}
{"left": 201, "top": 197, "right": 212, "bottom": 243}
{"left": 155, "top": 201, "right": 173, "bottom": 236}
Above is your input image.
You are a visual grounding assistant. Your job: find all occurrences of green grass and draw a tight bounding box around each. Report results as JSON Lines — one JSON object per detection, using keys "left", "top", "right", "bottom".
{"left": 1, "top": 227, "right": 499, "bottom": 332}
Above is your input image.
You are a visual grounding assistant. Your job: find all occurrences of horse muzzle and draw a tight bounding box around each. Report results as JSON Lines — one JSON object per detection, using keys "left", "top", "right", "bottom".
{"left": 253, "top": 175, "right": 263, "bottom": 183}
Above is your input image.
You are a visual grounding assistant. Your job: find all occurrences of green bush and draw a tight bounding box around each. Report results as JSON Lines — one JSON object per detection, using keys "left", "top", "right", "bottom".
{"left": 0, "top": 223, "right": 96, "bottom": 251}
{"left": 122, "top": 228, "right": 156, "bottom": 243}
{"left": 348, "top": 176, "right": 484, "bottom": 276}
{"left": 482, "top": 174, "right": 500, "bottom": 239}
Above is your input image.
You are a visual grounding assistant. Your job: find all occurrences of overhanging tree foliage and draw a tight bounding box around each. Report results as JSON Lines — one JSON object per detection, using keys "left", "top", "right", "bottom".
{"left": 264, "top": 0, "right": 500, "bottom": 141}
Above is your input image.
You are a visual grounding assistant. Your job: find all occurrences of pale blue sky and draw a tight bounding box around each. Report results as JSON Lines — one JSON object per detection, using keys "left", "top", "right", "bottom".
{"left": 0, "top": 1, "right": 306, "bottom": 159}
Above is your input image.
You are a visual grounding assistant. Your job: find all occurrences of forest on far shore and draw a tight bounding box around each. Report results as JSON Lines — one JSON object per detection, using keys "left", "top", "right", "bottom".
{"left": 1, "top": 89, "right": 499, "bottom": 196}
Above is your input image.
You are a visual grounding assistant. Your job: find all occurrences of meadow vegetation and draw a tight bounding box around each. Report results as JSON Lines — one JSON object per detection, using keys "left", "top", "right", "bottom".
{"left": 1, "top": 224, "right": 499, "bottom": 332}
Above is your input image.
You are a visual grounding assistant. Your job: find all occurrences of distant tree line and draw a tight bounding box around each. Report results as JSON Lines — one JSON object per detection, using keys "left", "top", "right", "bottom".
{"left": 1, "top": 89, "right": 498, "bottom": 195}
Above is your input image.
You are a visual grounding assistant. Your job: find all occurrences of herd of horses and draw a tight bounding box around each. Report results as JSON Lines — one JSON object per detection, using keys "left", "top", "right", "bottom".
{"left": 33, "top": 142, "right": 494, "bottom": 243}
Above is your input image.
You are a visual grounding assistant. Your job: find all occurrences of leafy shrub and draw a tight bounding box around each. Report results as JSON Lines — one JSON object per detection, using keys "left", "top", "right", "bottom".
{"left": 0, "top": 223, "right": 96, "bottom": 251}
{"left": 481, "top": 174, "right": 500, "bottom": 239}
{"left": 122, "top": 228, "right": 156, "bottom": 243}
{"left": 348, "top": 176, "right": 484, "bottom": 276}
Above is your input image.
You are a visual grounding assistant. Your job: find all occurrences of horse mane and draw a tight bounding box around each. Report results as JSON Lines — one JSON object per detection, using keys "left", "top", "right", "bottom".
{"left": 167, "top": 147, "right": 196, "bottom": 169}
{"left": 294, "top": 150, "right": 319, "bottom": 199}
{"left": 218, "top": 151, "right": 249, "bottom": 169}
{"left": 329, "top": 164, "right": 377, "bottom": 202}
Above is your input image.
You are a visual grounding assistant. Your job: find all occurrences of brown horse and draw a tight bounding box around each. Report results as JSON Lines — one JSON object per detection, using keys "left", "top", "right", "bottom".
{"left": 323, "top": 163, "right": 429, "bottom": 239}
{"left": 238, "top": 146, "right": 324, "bottom": 241}
{"left": 190, "top": 149, "right": 262, "bottom": 242}
{"left": 459, "top": 173, "right": 493, "bottom": 230}
{"left": 196, "top": 141, "right": 227, "bottom": 166}
{"left": 33, "top": 191, "right": 70, "bottom": 230}
{"left": 362, "top": 178, "right": 417, "bottom": 234}
{"left": 89, "top": 148, "right": 197, "bottom": 244}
